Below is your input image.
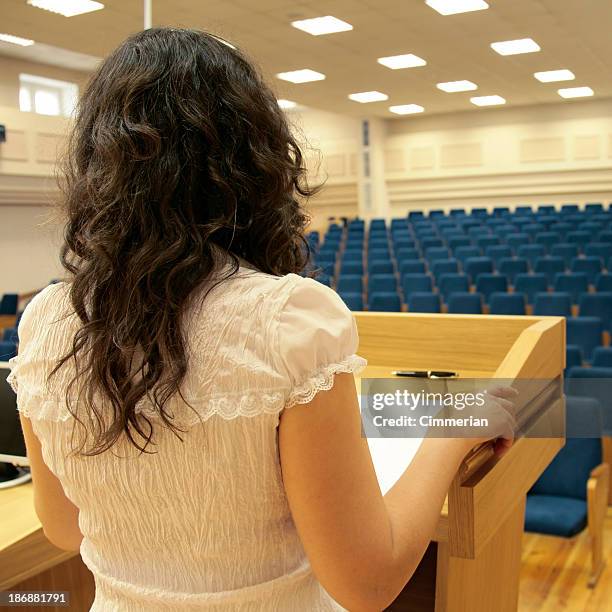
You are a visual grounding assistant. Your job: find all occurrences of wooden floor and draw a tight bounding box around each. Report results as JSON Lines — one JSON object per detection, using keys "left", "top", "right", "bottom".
{"left": 518, "top": 508, "right": 612, "bottom": 611}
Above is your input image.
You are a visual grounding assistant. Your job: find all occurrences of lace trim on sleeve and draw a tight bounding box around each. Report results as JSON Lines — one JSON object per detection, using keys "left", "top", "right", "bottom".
{"left": 285, "top": 354, "right": 367, "bottom": 409}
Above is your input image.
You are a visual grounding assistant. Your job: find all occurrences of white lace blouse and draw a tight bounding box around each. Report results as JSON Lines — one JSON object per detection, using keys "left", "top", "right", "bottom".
{"left": 8, "top": 265, "right": 367, "bottom": 611}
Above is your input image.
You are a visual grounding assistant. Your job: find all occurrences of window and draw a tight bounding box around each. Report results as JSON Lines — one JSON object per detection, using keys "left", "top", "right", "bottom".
{"left": 19, "top": 73, "right": 78, "bottom": 117}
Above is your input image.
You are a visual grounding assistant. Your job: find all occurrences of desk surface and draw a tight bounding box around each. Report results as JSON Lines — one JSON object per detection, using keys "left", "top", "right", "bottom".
{"left": 0, "top": 482, "right": 38, "bottom": 550}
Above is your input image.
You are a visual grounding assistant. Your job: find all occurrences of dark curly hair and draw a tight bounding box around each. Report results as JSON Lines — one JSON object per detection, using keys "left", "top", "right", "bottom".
{"left": 54, "top": 27, "right": 317, "bottom": 454}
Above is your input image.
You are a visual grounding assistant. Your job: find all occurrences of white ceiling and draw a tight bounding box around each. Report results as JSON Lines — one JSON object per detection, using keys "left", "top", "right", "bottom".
{"left": 1, "top": 0, "right": 611, "bottom": 118}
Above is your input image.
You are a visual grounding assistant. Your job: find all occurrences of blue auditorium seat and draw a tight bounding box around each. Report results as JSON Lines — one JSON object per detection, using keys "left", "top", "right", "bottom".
{"left": 420, "top": 238, "right": 443, "bottom": 251}
{"left": 314, "top": 274, "right": 331, "bottom": 287}
{"left": 537, "top": 204, "right": 555, "bottom": 214}
{"left": 425, "top": 247, "right": 450, "bottom": 263}
{"left": 565, "top": 369, "right": 612, "bottom": 434}
{"left": 533, "top": 292, "right": 572, "bottom": 317}
{"left": 471, "top": 207, "right": 488, "bottom": 218}
{"left": 518, "top": 245, "right": 547, "bottom": 269}
{"left": 534, "top": 257, "right": 565, "bottom": 286}
{"left": 394, "top": 237, "right": 417, "bottom": 251}
{"left": 566, "top": 317, "right": 603, "bottom": 362}
{"left": 395, "top": 248, "right": 420, "bottom": 262}
{"left": 369, "top": 274, "right": 397, "bottom": 294}
{"left": 578, "top": 292, "right": 612, "bottom": 331}
{"left": 485, "top": 245, "right": 513, "bottom": 265}
{"left": 585, "top": 243, "right": 612, "bottom": 262}
{"left": 566, "top": 231, "right": 590, "bottom": 250}
{"left": 368, "top": 248, "right": 390, "bottom": 262}
{"left": 525, "top": 400, "right": 602, "bottom": 537}
{"left": 475, "top": 273, "right": 508, "bottom": 303}
{"left": 464, "top": 257, "right": 494, "bottom": 283}
{"left": 437, "top": 273, "right": 469, "bottom": 301}
{"left": 408, "top": 292, "right": 441, "bottom": 313}
{"left": 339, "top": 292, "right": 363, "bottom": 311}
{"left": 598, "top": 231, "right": 612, "bottom": 243}
{"left": 337, "top": 275, "right": 363, "bottom": 294}
{"left": 402, "top": 274, "right": 432, "bottom": 300}
{"left": 431, "top": 259, "right": 459, "bottom": 279}
{"left": 585, "top": 203, "right": 604, "bottom": 213}
{"left": 561, "top": 203, "right": 579, "bottom": 213}
{"left": 571, "top": 257, "right": 603, "bottom": 285}
{"left": 514, "top": 273, "right": 549, "bottom": 304}
{"left": 368, "top": 292, "right": 402, "bottom": 312}
{"left": 498, "top": 258, "right": 528, "bottom": 285}
{"left": 408, "top": 211, "right": 424, "bottom": 219}
{"left": 595, "top": 273, "right": 612, "bottom": 292}
{"left": 447, "top": 292, "right": 483, "bottom": 314}
{"left": 523, "top": 223, "right": 545, "bottom": 239}
{"left": 399, "top": 260, "right": 426, "bottom": 276}
{"left": 476, "top": 236, "right": 500, "bottom": 250}
{"left": 579, "top": 222, "right": 604, "bottom": 235}
{"left": 535, "top": 232, "right": 562, "bottom": 252}
{"left": 450, "top": 208, "right": 466, "bottom": 216}
{"left": 368, "top": 239, "right": 390, "bottom": 251}
{"left": 369, "top": 260, "right": 394, "bottom": 275}
{"left": 489, "top": 292, "right": 526, "bottom": 315}
{"left": 550, "top": 222, "right": 572, "bottom": 238}
{"left": 447, "top": 236, "right": 472, "bottom": 250}
{"left": 566, "top": 345, "right": 583, "bottom": 371}
{"left": 2, "top": 327, "right": 18, "bottom": 343}
{"left": 370, "top": 218, "right": 386, "bottom": 230}
{"left": 553, "top": 273, "right": 589, "bottom": 304}
{"left": 592, "top": 347, "right": 612, "bottom": 368}
{"left": 550, "top": 244, "right": 579, "bottom": 269}
{"left": 493, "top": 206, "right": 510, "bottom": 216}
{"left": 454, "top": 246, "right": 481, "bottom": 263}
{"left": 429, "top": 209, "right": 445, "bottom": 218}
{"left": 0, "top": 341, "right": 17, "bottom": 360}
{"left": 0, "top": 294, "right": 18, "bottom": 316}
{"left": 341, "top": 261, "right": 363, "bottom": 276}
{"left": 342, "top": 249, "right": 363, "bottom": 262}
{"left": 515, "top": 205, "right": 533, "bottom": 214}
{"left": 507, "top": 233, "right": 530, "bottom": 250}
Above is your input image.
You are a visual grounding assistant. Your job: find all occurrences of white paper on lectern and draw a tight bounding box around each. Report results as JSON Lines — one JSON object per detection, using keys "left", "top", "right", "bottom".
{"left": 367, "top": 438, "right": 422, "bottom": 495}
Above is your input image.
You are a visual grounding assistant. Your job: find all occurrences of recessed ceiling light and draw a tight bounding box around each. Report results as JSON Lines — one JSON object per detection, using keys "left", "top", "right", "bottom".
{"left": 437, "top": 80, "right": 478, "bottom": 92}
{"left": 425, "top": 0, "right": 489, "bottom": 16}
{"left": 0, "top": 33, "right": 35, "bottom": 46}
{"left": 491, "top": 38, "right": 540, "bottom": 56}
{"left": 277, "top": 99, "right": 297, "bottom": 109}
{"left": 276, "top": 69, "right": 326, "bottom": 84}
{"left": 534, "top": 69, "right": 575, "bottom": 83}
{"left": 470, "top": 95, "right": 506, "bottom": 106}
{"left": 389, "top": 104, "right": 424, "bottom": 115}
{"left": 377, "top": 53, "right": 426, "bottom": 69}
{"left": 348, "top": 91, "right": 389, "bottom": 103}
{"left": 291, "top": 16, "right": 353, "bottom": 36}
{"left": 558, "top": 86, "right": 594, "bottom": 99}
{"left": 27, "top": 0, "right": 104, "bottom": 17}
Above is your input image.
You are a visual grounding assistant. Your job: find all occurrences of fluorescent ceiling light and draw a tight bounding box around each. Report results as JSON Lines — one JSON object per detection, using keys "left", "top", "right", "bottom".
{"left": 470, "top": 95, "right": 506, "bottom": 106}
{"left": 0, "top": 33, "right": 35, "bottom": 46}
{"left": 426, "top": 0, "right": 489, "bottom": 16}
{"left": 276, "top": 69, "right": 326, "bottom": 84}
{"left": 491, "top": 38, "right": 540, "bottom": 56}
{"left": 27, "top": 0, "right": 104, "bottom": 17}
{"left": 348, "top": 91, "right": 389, "bottom": 103}
{"left": 277, "top": 99, "right": 297, "bottom": 109}
{"left": 534, "top": 69, "right": 575, "bottom": 83}
{"left": 389, "top": 104, "right": 424, "bottom": 115}
{"left": 377, "top": 53, "right": 426, "bottom": 69}
{"left": 291, "top": 16, "right": 353, "bottom": 36}
{"left": 437, "top": 80, "right": 477, "bottom": 92}
{"left": 558, "top": 86, "right": 594, "bottom": 99}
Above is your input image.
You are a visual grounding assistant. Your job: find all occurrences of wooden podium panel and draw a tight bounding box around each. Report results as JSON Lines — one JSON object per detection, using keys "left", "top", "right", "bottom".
{"left": 353, "top": 312, "right": 566, "bottom": 612}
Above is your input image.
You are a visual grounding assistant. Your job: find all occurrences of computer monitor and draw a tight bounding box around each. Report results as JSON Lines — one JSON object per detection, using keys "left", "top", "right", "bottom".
{"left": 0, "top": 362, "right": 31, "bottom": 488}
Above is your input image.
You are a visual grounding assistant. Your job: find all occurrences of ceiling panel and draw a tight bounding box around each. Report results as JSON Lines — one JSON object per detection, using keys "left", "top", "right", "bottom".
{"left": 0, "top": 0, "right": 610, "bottom": 118}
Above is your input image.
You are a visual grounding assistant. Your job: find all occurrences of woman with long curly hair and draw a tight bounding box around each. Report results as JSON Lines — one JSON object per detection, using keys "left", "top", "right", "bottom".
{"left": 9, "top": 28, "right": 514, "bottom": 611}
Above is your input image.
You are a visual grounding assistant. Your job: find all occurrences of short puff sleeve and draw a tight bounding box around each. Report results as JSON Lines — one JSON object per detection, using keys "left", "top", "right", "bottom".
{"left": 276, "top": 277, "right": 367, "bottom": 407}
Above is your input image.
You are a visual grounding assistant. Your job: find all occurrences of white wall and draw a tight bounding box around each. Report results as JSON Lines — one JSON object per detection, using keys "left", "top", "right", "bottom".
{"left": 0, "top": 205, "right": 63, "bottom": 295}
{"left": 384, "top": 98, "right": 612, "bottom": 215}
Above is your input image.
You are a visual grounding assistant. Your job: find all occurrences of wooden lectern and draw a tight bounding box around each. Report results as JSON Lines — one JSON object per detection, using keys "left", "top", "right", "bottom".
{"left": 353, "top": 312, "right": 566, "bottom": 612}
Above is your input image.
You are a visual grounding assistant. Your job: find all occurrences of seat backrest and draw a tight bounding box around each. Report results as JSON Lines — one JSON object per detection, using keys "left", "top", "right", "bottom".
{"left": 592, "top": 347, "right": 612, "bottom": 367}
{"left": 514, "top": 273, "right": 549, "bottom": 304}
{"left": 447, "top": 292, "right": 483, "bottom": 314}
{"left": 553, "top": 272, "right": 588, "bottom": 303}
{"left": 401, "top": 273, "right": 432, "bottom": 297}
{"left": 338, "top": 292, "right": 363, "bottom": 311}
{"left": 437, "top": 273, "right": 469, "bottom": 297}
{"left": 337, "top": 274, "right": 363, "bottom": 293}
{"left": 408, "top": 292, "right": 441, "bottom": 313}
{"left": 578, "top": 292, "right": 612, "bottom": 329}
{"left": 0, "top": 294, "right": 18, "bottom": 316}
{"left": 475, "top": 273, "right": 508, "bottom": 300}
{"left": 530, "top": 397, "right": 602, "bottom": 500}
{"left": 566, "top": 317, "right": 603, "bottom": 362}
{"left": 489, "top": 292, "right": 526, "bottom": 315}
{"left": 533, "top": 292, "right": 572, "bottom": 317}
{"left": 369, "top": 260, "right": 394, "bottom": 275}
{"left": 368, "top": 292, "right": 402, "bottom": 312}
